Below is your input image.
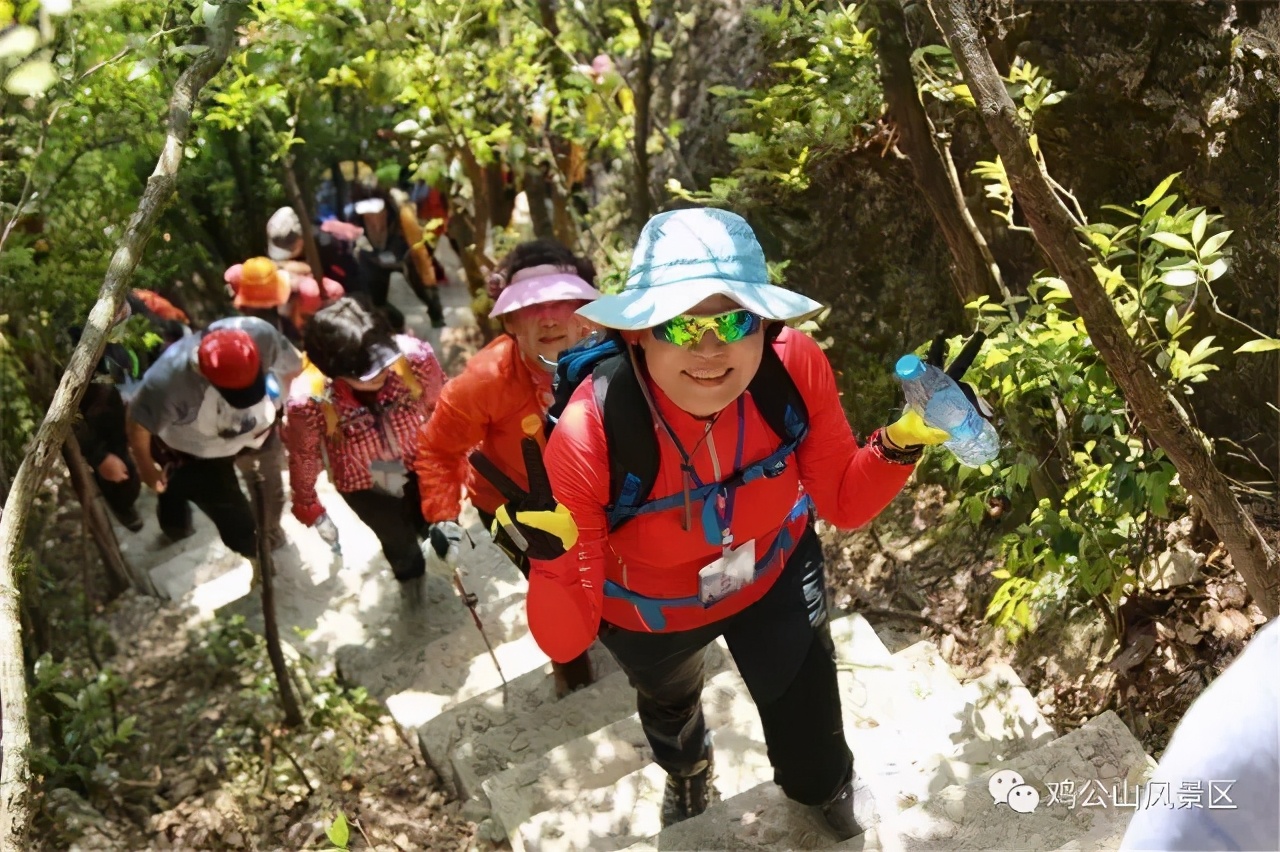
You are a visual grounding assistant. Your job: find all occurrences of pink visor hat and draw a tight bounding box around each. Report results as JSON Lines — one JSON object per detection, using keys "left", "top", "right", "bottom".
{"left": 489, "top": 264, "right": 600, "bottom": 318}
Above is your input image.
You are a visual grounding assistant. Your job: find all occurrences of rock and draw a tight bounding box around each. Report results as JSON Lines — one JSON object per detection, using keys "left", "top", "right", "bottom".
{"left": 1140, "top": 546, "right": 1205, "bottom": 591}
{"left": 1203, "top": 608, "right": 1253, "bottom": 642}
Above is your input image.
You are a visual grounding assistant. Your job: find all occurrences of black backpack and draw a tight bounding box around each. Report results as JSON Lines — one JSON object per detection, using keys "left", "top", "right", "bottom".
{"left": 544, "top": 329, "right": 811, "bottom": 532}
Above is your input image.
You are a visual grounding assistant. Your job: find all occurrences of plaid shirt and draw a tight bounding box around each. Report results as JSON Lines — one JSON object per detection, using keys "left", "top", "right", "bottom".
{"left": 285, "top": 335, "right": 445, "bottom": 526}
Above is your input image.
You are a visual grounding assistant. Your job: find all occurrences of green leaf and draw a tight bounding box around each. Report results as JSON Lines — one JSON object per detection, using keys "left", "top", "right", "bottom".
{"left": 1235, "top": 338, "right": 1280, "bottom": 354}
{"left": 4, "top": 55, "right": 57, "bottom": 96}
{"left": 1160, "top": 269, "right": 1198, "bottom": 287}
{"left": 127, "top": 57, "right": 157, "bottom": 82}
{"left": 326, "top": 813, "right": 350, "bottom": 849}
{"left": 0, "top": 25, "right": 40, "bottom": 60}
{"left": 1204, "top": 257, "right": 1229, "bottom": 281}
{"left": 1148, "top": 232, "right": 1195, "bottom": 253}
{"left": 1138, "top": 173, "right": 1180, "bottom": 208}
{"left": 948, "top": 83, "right": 975, "bottom": 106}
{"left": 1191, "top": 209, "right": 1207, "bottom": 247}
{"left": 53, "top": 692, "right": 77, "bottom": 709}
{"left": 1199, "top": 229, "right": 1233, "bottom": 256}
{"left": 1186, "top": 335, "right": 1220, "bottom": 365}
{"left": 1163, "top": 305, "right": 1179, "bottom": 335}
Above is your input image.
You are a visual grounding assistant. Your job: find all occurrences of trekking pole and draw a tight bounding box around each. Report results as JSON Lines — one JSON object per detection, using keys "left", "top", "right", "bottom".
{"left": 451, "top": 529, "right": 509, "bottom": 703}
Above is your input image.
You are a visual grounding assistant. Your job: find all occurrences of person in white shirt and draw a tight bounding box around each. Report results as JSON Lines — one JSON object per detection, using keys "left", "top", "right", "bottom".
{"left": 127, "top": 316, "right": 301, "bottom": 556}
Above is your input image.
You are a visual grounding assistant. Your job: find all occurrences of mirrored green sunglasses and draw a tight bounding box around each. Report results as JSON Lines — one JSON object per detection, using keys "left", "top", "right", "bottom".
{"left": 653, "top": 309, "right": 763, "bottom": 347}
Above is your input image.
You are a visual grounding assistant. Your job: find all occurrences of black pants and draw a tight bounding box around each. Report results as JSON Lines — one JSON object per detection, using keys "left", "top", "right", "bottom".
{"left": 357, "top": 258, "right": 444, "bottom": 331}
{"left": 158, "top": 456, "right": 257, "bottom": 557}
{"left": 343, "top": 488, "right": 425, "bottom": 581}
{"left": 598, "top": 527, "right": 851, "bottom": 807}
{"left": 156, "top": 435, "right": 285, "bottom": 558}
{"left": 95, "top": 457, "right": 141, "bottom": 523}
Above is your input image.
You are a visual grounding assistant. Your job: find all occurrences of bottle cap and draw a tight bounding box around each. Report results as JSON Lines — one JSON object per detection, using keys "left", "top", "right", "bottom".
{"left": 895, "top": 354, "right": 926, "bottom": 381}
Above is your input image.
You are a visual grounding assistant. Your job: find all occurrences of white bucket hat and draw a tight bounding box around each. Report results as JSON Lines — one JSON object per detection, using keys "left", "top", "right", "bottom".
{"left": 577, "top": 208, "right": 824, "bottom": 330}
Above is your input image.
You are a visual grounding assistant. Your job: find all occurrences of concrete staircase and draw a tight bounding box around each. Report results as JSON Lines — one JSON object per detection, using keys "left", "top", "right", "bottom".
{"left": 132, "top": 480, "right": 1151, "bottom": 852}
{"left": 117, "top": 269, "right": 1152, "bottom": 851}
{"left": 323, "top": 523, "right": 1151, "bottom": 851}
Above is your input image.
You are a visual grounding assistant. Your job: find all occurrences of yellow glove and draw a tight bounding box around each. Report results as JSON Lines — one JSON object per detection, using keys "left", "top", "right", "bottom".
{"left": 472, "top": 438, "right": 579, "bottom": 561}
{"left": 884, "top": 408, "right": 952, "bottom": 449}
{"left": 494, "top": 502, "right": 579, "bottom": 558}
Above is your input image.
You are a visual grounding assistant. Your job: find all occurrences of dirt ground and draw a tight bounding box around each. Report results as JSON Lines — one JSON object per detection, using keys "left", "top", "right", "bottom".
{"left": 821, "top": 482, "right": 1272, "bottom": 758}
{"left": 33, "top": 590, "right": 478, "bottom": 852}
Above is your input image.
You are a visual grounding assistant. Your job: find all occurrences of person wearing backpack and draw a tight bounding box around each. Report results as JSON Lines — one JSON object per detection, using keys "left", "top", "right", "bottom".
{"left": 411, "top": 239, "right": 601, "bottom": 696}
{"left": 500, "top": 208, "right": 971, "bottom": 837}
{"left": 284, "top": 298, "right": 446, "bottom": 582}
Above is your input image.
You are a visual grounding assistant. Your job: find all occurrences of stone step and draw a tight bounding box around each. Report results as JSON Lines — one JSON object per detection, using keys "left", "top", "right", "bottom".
{"left": 841, "top": 644, "right": 1054, "bottom": 798}
{"left": 447, "top": 642, "right": 733, "bottom": 802}
{"left": 221, "top": 509, "right": 522, "bottom": 664}
{"left": 423, "top": 643, "right": 625, "bottom": 796}
{"left": 624, "top": 710, "right": 1145, "bottom": 852}
{"left": 336, "top": 583, "right": 550, "bottom": 729}
{"left": 835, "top": 710, "right": 1149, "bottom": 851}
{"left": 486, "top": 666, "right": 774, "bottom": 852}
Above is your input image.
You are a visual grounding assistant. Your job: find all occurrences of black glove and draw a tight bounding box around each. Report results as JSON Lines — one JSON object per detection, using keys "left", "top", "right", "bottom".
{"left": 469, "top": 438, "right": 578, "bottom": 561}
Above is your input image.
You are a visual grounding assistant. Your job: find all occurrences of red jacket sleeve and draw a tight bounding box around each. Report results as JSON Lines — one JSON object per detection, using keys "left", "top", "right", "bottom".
{"left": 526, "top": 380, "right": 610, "bottom": 663}
{"left": 415, "top": 367, "right": 490, "bottom": 523}
{"left": 783, "top": 330, "right": 914, "bottom": 529}
{"left": 399, "top": 338, "right": 445, "bottom": 474}
{"left": 284, "top": 395, "right": 329, "bottom": 526}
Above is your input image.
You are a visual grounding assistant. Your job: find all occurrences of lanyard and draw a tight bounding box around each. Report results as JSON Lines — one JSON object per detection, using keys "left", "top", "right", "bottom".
{"left": 652, "top": 395, "right": 747, "bottom": 546}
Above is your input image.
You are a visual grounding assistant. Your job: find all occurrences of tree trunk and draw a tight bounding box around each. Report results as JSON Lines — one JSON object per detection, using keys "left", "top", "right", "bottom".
{"left": 870, "top": 0, "right": 1005, "bottom": 306}
{"left": 929, "top": 0, "right": 1280, "bottom": 616}
{"left": 0, "top": 7, "right": 244, "bottom": 847}
{"left": 282, "top": 158, "right": 325, "bottom": 281}
{"left": 522, "top": 165, "right": 558, "bottom": 241}
{"left": 626, "top": 0, "right": 655, "bottom": 227}
{"left": 60, "top": 438, "right": 155, "bottom": 598}
{"left": 537, "top": 0, "right": 560, "bottom": 37}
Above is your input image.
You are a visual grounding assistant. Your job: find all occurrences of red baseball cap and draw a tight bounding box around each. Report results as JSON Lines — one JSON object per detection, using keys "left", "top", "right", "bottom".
{"left": 197, "top": 329, "right": 266, "bottom": 408}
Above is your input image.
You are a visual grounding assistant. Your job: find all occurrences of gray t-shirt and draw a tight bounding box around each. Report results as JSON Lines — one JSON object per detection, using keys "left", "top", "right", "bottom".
{"left": 130, "top": 316, "right": 301, "bottom": 459}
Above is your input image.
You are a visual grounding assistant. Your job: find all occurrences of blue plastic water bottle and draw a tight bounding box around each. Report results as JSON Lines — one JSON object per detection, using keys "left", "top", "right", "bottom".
{"left": 894, "top": 354, "right": 999, "bottom": 466}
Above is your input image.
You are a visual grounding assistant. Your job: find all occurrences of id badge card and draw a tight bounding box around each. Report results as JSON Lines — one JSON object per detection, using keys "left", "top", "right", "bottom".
{"left": 697, "top": 539, "right": 757, "bottom": 605}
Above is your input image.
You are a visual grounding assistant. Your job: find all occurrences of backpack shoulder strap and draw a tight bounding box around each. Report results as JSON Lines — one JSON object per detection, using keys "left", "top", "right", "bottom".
{"left": 747, "top": 340, "right": 809, "bottom": 445}
{"left": 593, "top": 351, "right": 659, "bottom": 532}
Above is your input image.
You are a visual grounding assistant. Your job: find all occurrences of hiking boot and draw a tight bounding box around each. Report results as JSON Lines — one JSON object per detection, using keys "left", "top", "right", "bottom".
{"left": 161, "top": 523, "right": 195, "bottom": 544}
{"left": 820, "top": 766, "right": 866, "bottom": 840}
{"left": 111, "top": 504, "right": 145, "bottom": 533}
{"left": 552, "top": 653, "right": 595, "bottom": 698}
{"left": 660, "top": 744, "right": 716, "bottom": 828}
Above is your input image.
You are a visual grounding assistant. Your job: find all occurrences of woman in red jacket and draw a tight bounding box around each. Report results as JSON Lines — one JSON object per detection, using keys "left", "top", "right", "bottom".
{"left": 522, "top": 209, "right": 955, "bottom": 837}
{"left": 414, "top": 239, "right": 601, "bottom": 694}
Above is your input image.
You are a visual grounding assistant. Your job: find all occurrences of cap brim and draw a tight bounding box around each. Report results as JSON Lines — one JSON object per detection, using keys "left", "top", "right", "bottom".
{"left": 213, "top": 371, "right": 267, "bottom": 409}
{"left": 490, "top": 273, "right": 600, "bottom": 318}
{"left": 575, "top": 279, "right": 823, "bottom": 330}
{"left": 232, "top": 276, "right": 292, "bottom": 309}
{"left": 357, "top": 342, "right": 403, "bottom": 381}
{"left": 266, "top": 242, "right": 295, "bottom": 262}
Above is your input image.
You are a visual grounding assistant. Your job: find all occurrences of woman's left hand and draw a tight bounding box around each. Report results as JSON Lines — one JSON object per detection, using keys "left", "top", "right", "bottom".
{"left": 884, "top": 409, "right": 951, "bottom": 449}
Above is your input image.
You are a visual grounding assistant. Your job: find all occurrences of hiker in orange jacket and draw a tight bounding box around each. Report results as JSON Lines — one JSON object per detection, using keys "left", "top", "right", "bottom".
{"left": 412, "top": 239, "right": 601, "bottom": 694}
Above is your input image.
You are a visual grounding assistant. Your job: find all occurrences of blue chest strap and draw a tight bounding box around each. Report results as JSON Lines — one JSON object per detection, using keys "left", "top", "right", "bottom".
{"left": 602, "top": 493, "right": 813, "bottom": 632}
